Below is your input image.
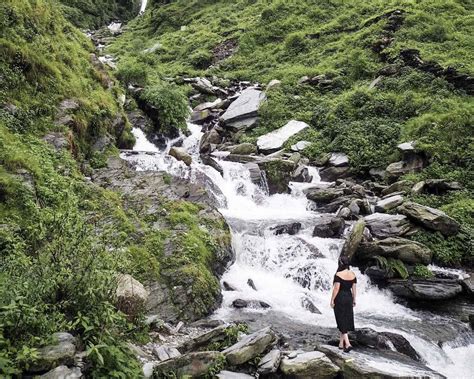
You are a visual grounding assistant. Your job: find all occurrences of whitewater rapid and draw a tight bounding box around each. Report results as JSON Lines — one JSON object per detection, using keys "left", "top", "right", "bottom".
{"left": 122, "top": 123, "right": 473, "bottom": 378}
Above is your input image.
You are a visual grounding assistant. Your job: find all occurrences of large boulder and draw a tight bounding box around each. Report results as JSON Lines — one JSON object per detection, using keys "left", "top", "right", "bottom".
{"left": 169, "top": 147, "right": 193, "bottom": 166}
{"left": 116, "top": 274, "right": 149, "bottom": 318}
{"left": 153, "top": 351, "right": 224, "bottom": 377}
{"left": 375, "top": 194, "right": 404, "bottom": 213}
{"left": 414, "top": 179, "right": 462, "bottom": 195}
{"left": 312, "top": 215, "right": 345, "bottom": 238}
{"left": 304, "top": 187, "right": 344, "bottom": 204}
{"left": 182, "top": 325, "right": 230, "bottom": 352}
{"left": 257, "top": 120, "right": 309, "bottom": 154}
{"left": 226, "top": 143, "right": 257, "bottom": 155}
{"left": 220, "top": 88, "right": 266, "bottom": 124}
{"left": 356, "top": 237, "right": 432, "bottom": 265}
{"left": 364, "top": 213, "right": 414, "bottom": 239}
{"left": 353, "top": 328, "right": 421, "bottom": 361}
{"left": 223, "top": 327, "right": 278, "bottom": 365}
{"left": 28, "top": 333, "right": 77, "bottom": 373}
{"left": 398, "top": 202, "right": 460, "bottom": 236}
{"left": 387, "top": 278, "right": 463, "bottom": 300}
{"left": 381, "top": 180, "right": 412, "bottom": 196}
{"left": 341, "top": 219, "right": 366, "bottom": 261}
{"left": 200, "top": 128, "right": 222, "bottom": 153}
{"left": 271, "top": 222, "right": 302, "bottom": 235}
{"left": 257, "top": 159, "right": 296, "bottom": 194}
{"left": 225, "top": 117, "right": 259, "bottom": 132}
{"left": 319, "top": 165, "right": 351, "bottom": 182}
{"left": 280, "top": 351, "right": 340, "bottom": 379}
{"left": 328, "top": 153, "right": 349, "bottom": 167}
{"left": 319, "top": 345, "right": 445, "bottom": 379}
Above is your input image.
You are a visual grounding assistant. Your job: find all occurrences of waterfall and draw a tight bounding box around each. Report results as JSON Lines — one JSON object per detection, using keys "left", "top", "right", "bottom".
{"left": 121, "top": 122, "right": 473, "bottom": 379}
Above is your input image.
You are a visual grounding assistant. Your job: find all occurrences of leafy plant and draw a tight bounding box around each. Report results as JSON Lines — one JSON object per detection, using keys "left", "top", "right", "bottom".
{"left": 413, "top": 265, "right": 434, "bottom": 279}
{"left": 373, "top": 256, "right": 409, "bottom": 279}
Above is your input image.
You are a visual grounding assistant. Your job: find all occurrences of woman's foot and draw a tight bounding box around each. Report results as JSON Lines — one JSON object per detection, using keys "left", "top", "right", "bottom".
{"left": 338, "top": 344, "right": 344, "bottom": 350}
{"left": 344, "top": 345, "right": 353, "bottom": 353}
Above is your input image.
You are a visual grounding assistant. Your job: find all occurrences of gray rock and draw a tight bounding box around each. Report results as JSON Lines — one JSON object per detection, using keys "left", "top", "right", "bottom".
{"left": 312, "top": 215, "right": 345, "bottom": 238}
{"left": 397, "top": 141, "right": 416, "bottom": 152}
{"left": 398, "top": 201, "right": 460, "bottom": 236}
{"left": 258, "top": 349, "right": 281, "bottom": 374}
{"left": 43, "top": 132, "right": 69, "bottom": 151}
{"left": 304, "top": 187, "right": 344, "bottom": 203}
{"left": 280, "top": 351, "right": 339, "bottom": 379}
{"left": 225, "top": 117, "right": 259, "bottom": 132}
{"left": 40, "top": 365, "right": 83, "bottom": 378}
{"left": 374, "top": 194, "right": 404, "bottom": 212}
{"left": 386, "top": 156, "right": 424, "bottom": 180}
{"left": 153, "top": 351, "right": 223, "bottom": 377}
{"left": 388, "top": 278, "right": 463, "bottom": 300}
{"left": 319, "top": 166, "right": 351, "bottom": 182}
{"left": 217, "top": 371, "right": 254, "bottom": 379}
{"left": 291, "top": 141, "right": 311, "bottom": 152}
{"left": 201, "top": 155, "right": 224, "bottom": 175}
{"left": 194, "top": 98, "right": 224, "bottom": 112}
{"left": 192, "top": 77, "right": 216, "bottom": 95}
{"left": 232, "top": 299, "right": 270, "bottom": 309}
{"left": 319, "top": 345, "right": 445, "bottom": 379}
{"left": 381, "top": 180, "right": 412, "bottom": 196}
{"left": 153, "top": 345, "right": 181, "bottom": 361}
{"left": 257, "top": 120, "right": 309, "bottom": 154}
{"left": 28, "top": 333, "right": 76, "bottom": 373}
{"left": 116, "top": 274, "right": 149, "bottom": 317}
{"left": 341, "top": 219, "right": 366, "bottom": 261}
{"left": 364, "top": 213, "right": 413, "bottom": 238}
{"left": 357, "top": 237, "right": 432, "bottom": 265}
{"left": 247, "top": 278, "right": 258, "bottom": 291}
{"left": 200, "top": 129, "right": 222, "bottom": 153}
{"left": 169, "top": 147, "right": 193, "bottom": 166}
{"left": 266, "top": 79, "right": 282, "bottom": 91}
{"left": 223, "top": 327, "right": 278, "bottom": 365}
{"left": 414, "top": 179, "right": 462, "bottom": 195}
{"left": 221, "top": 88, "right": 266, "bottom": 124}
{"left": 226, "top": 143, "right": 257, "bottom": 155}
{"left": 292, "top": 165, "right": 313, "bottom": 183}
{"left": 461, "top": 274, "right": 474, "bottom": 297}
{"left": 190, "top": 109, "right": 211, "bottom": 124}
{"left": 271, "top": 222, "right": 302, "bottom": 235}
{"left": 329, "top": 152, "right": 349, "bottom": 167}
{"left": 337, "top": 207, "right": 352, "bottom": 219}
{"left": 223, "top": 281, "right": 237, "bottom": 291}
{"left": 301, "top": 297, "right": 321, "bottom": 314}
{"left": 257, "top": 159, "right": 296, "bottom": 194}
{"left": 245, "top": 163, "right": 265, "bottom": 187}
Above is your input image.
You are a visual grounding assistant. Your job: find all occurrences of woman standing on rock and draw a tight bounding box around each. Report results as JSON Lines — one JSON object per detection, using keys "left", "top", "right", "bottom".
{"left": 330, "top": 255, "right": 357, "bottom": 352}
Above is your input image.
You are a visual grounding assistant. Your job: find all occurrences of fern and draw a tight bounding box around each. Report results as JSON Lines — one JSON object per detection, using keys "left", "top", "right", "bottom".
{"left": 373, "top": 256, "right": 408, "bottom": 279}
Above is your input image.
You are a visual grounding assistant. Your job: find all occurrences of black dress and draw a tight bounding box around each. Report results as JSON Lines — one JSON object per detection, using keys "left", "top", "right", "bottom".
{"left": 333, "top": 274, "right": 357, "bottom": 333}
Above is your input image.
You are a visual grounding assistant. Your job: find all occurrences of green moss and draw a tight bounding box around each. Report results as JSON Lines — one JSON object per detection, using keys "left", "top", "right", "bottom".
{"left": 413, "top": 264, "right": 434, "bottom": 279}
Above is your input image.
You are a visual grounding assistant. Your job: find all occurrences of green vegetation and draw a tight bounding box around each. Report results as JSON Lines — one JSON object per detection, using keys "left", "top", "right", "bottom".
{"left": 59, "top": 0, "right": 139, "bottom": 29}
{"left": 413, "top": 264, "right": 434, "bottom": 279}
{"left": 110, "top": 0, "right": 473, "bottom": 265}
{"left": 373, "top": 256, "right": 409, "bottom": 279}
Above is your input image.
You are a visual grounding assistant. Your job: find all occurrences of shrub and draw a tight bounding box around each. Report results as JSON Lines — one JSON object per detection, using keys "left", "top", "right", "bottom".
{"left": 116, "top": 58, "right": 149, "bottom": 87}
{"left": 140, "top": 82, "right": 189, "bottom": 132}
{"left": 413, "top": 265, "right": 434, "bottom": 278}
{"left": 284, "top": 32, "right": 308, "bottom": 53}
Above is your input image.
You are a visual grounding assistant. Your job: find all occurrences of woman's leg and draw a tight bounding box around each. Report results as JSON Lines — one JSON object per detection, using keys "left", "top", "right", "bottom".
{"left": 339, "top": 333, "right": 344, "bottom": 348}
{"left": 343, "top": 333, "right": 351, "bottom": 347}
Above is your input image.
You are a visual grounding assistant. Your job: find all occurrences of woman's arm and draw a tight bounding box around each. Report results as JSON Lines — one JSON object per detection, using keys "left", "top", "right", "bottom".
{"left": 330, "top": 283, "right": 340, "bottom": 308}
{"left": 352, "top": 283, "right": 357, "bottom": 307}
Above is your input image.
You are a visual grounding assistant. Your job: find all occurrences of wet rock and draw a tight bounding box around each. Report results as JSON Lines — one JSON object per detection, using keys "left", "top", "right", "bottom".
{"left": 153, "top": 351, "right": 223, "bottom": 377}
{"left": 224, "top": 154, "right": 259, "bottom": 164}
{"left": 247, "top": 278, "right": 258, "bottom": 291}
{"left": 280, "top": 351, "right": 340, "bottom": 379}
{"left": 461, "top": 275, "right": 474, "bottom": 297}
{"left": 301, "top": 297, "right": 321, "bottom": 314}
{"left": 245, "top": 163, "right": 265, "bottom": 187}
{"left": 398, "top": 202, "right": 460, "bottom": 236}
{"left": 200, "top": 129, "right": 222, "bottom": 153}
{"left": 292, "top": 165, "right": 313, "bottom": 183}
{"left": 226, "top": 143, "right": 257, "bottom": 155}
{"left": 304, "top": 187, "right": 344, "bottom": 204}
{"left": 232, "top": 299, "right": 270, "bottom": 309}
{"left": 40, "top": 365, "right": 82, "bottom": 378}
{"left": 369, "top": 167, "right": 386, "bottom": 180}
{"left": 364, "top": 213, "right": 413, "bottom": 238}
{"left": 337, "top": 207, "right": 352, "bottom": 220}
{"left": 341, "top": 219, "right": 366, "bottom": 261}
{"left": 412, "top": 179, "right": 462, "bottom": 195}
{"left": 257, "top": 120, "right": 309, "bottom": 154}
{"left": 223, "top": 327, "right": 278, "bottom": 365}
{"left": 220, "top": 88, "right": 266, "bottom": 124}
{"left": 354, "top": 328, "right": 421, "bottom": 361}
{"left": 375, "top": 194, "right": 404, "bottom": 212}
{"left": 319, "top": 165, "right": 351, "bottom": 182}
{"left": 312, "top": 215, "right": 345, "bottom": 238}
{"left": 194, "top": 98, "right": 224, "bottom": 112}
{"left": 388, "top": 278, "right": 463, "bottom": 300}
{"left": 116, "top": 274, "right": 149, "bottom": 317}
{"left": 217, "top": 371, "right": 253, "bottom": 379}
{"left": 258, "top": 349, "right": 281, "bottom": 374}
{"left": 169, "top": 147, "right": 193, "bottom": 166}
{"left": 329, "top": 153, "right": 349, "bottom": 167}
{"left": 192, "top": 77, "right": 216, "bottom": 95}
{"left": 28, "top": 333, "right": 76, "bottom": 373}
{"left": 291, "top": 141, "right": 311, "bottom": 152}
{"left": 319, "top": 345, "right": 445, "bottom": 379}
{"left": 386, "top": 156, "right": 425, "bottom": 180}
{"left": 223, "top": 281, "right": 237, "bottom": 291}
{"left": 190, "top": 109, "right": 211, "bottom": 124}
{"left": 201, "top": 155, "right": 224, "bottom": 175}
{"left": 365, "top": 266, "right": 392, "bottom": 282}
{"left": 153, "top": 345, "right": 181, "bottom": 361}
{"left": 258, "top": 159, "right": 296, "bottom": 194}
{"left": 271, "top": 222, "right": 302, "bottom": 236}
{"left": 91, "top": 133, "right": 114, "bottom": 153}
{"left": 357, "top": 237, "right": 432, "bottom": 265}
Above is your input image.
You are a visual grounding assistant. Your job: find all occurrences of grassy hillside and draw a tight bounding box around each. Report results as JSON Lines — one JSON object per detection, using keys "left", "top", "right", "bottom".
{"left": 59, "top": 0, "right": 139, "bottom": 29}
{"left": 110, "top": 0, "right": 473, "bottom": 265}
{"left": 0, "top": 0, "right": 229, "bottom": 376}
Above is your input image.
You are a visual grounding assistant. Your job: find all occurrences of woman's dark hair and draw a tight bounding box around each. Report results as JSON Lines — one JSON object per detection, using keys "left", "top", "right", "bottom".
{"left": 336, "top": 255, "right": 350, "bottom": 272}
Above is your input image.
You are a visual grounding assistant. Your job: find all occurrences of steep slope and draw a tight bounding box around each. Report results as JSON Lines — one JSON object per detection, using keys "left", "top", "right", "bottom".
{"left": 110, "top": 0, "right": 473, "bottom": 266}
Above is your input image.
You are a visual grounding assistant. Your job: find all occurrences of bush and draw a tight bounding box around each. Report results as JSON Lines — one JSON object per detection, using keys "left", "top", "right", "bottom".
{"left": 413, "top": 264, "right": 434, "bottom": 278}
{"left": 284, "top": 32, "right": 308, "bottom": 53}
{"left": 140, "top": 83, "right": 189, "bottom": 132}
{"left": 116, "top": 58, "right": 149, "bottom": 87}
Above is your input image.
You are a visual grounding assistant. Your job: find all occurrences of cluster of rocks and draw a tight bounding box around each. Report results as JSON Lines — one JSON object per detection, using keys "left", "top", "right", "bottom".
{"left": 130, "top": 321, "right": 445, "bottom": 378}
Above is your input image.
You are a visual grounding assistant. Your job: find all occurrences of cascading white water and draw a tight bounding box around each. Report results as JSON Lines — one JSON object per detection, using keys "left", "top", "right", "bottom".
{"left": 122, "top": 122, "right": 474, "bottom": 378}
